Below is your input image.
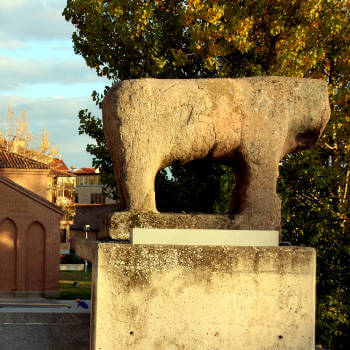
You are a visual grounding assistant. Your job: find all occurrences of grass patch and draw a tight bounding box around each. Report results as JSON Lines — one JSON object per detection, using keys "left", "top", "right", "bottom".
{"left": 57, "top": 270, "right": 92, "bottom": 300}
{"left": 60, "top": 270, "right": 92, "bottom": 282}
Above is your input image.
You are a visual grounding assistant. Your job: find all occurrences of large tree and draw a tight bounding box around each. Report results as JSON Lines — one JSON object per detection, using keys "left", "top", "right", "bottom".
{"left": 64, "top": 1, "right": 350, "bottom": 347}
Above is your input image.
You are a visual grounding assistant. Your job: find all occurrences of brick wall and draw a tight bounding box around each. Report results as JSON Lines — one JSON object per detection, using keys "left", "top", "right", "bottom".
{"left": 0, "top": 180, "right": 61, "bottom": 295}
{"left": 0, "top": 168, "right": 49, "bottom": 199}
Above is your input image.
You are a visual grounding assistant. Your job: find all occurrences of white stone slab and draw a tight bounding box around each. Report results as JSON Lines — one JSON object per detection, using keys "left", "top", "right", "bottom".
{"left": 131, "top": 228, "right": 279, "bottom": 246}
{"left": 59, "top": 264, "right": 85, "bottom": 271}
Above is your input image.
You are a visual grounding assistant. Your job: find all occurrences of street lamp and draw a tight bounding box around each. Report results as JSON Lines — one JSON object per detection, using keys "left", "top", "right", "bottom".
{"left": 84, "top": 224, "right": 90, "bottom": 239}
{"left": 83, "top": 224, "right": 90, "bottom": 272}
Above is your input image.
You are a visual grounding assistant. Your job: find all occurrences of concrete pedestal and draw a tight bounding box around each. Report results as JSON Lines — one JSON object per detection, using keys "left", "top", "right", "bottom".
{"left": 77, "top": 240, "right": 316, "bottom": 350}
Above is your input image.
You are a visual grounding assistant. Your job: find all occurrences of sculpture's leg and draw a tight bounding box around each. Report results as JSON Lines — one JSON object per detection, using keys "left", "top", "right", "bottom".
{"left": 118, "top": 159, "right": 159, "bottom": 213}
{"left": 230, "top": 150, "right": 281, "bottom": 230}
{"left": 113, "top": 166, "right": 127, "bottom": 211}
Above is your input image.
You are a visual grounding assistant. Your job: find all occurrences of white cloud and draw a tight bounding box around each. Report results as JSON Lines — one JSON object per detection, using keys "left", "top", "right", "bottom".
{"left": 0, "top": 55, "right": 101, "bottom": 91}
{"left": 0, "top": 1, "right": 111, "bottom": 168}
{"left": 0, "top": 0, "right": 74, "bottom": 42}
{"left": 0, "top": 95, "right": 102, "bottom": 167}
{"left": 0, "top": 34, "right": 25, "bottom": 49}
{"left": 0, "top": 1, "right": 110, "bottom": 96}
{"left": 0, "top": 0, "right": 29, "bottom": 10}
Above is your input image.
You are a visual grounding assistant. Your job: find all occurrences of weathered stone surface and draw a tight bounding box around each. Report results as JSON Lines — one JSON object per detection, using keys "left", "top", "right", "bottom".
{"left": 102, "top": 77, "right": 330, "bottom": 230}
{"left": 99, "top": 211, "right": 247, "bottom": 240}
{"left": 82, "top": 241, "right": 316, "bottom": 350}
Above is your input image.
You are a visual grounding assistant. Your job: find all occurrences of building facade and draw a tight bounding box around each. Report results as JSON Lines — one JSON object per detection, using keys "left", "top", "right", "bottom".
{"left": 70, "top": 204, "right": 117, "bottom": 251}
{"left": 0, "top": 149, "right": 63, "bottom": 296}
{"left": 0, "top": 176, "right": 63, "bottom": 296}
{"left": 74, "top": 167, "right": 114, "bottom": 205}
{"left": 49, "top": 158, "right": 76, "bottom": 241}
{"left": 0, "top": 149, "right": 50, "bottom": 198}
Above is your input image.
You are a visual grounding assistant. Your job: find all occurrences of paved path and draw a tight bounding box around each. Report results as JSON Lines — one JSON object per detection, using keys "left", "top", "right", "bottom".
{"left": 0, "top": 298, "right": 90, "bottom": 313}
{"left": 0, "top": 299, "right": 90, "bottom": 350}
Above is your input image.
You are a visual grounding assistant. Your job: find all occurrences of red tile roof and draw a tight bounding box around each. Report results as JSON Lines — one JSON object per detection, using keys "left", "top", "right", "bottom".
{"left": 50, "top": 158, "right": 69, "bottom": 172}
{"left": 74, "top": 167, "right": 97, "bottom": 175}
{"left": 0, "top": 148, "right": 49, "bottom": 169}
{"left": 49, "top": 158, "right": 74, "bottom": 176}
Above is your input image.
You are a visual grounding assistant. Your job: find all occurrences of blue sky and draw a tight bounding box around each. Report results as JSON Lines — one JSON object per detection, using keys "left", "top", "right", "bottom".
{"left": 0, "top": 0, "right": 109, "bottom": 168}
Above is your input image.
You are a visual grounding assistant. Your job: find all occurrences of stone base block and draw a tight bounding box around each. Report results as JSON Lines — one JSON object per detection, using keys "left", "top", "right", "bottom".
{"left": 77, "top": 241, "right": 315, "bottom": 350}
{"left": 99, "top": 211, "right": 280, "bottom": 241}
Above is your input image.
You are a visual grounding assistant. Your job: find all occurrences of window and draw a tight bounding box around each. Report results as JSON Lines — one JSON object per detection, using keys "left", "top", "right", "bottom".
{"left": 61, "top": 229, "right": 66, "bottom": 243}
{"left": 76, "top": 176, "right": 84, "bottom": 186}
{"left": 77, "top": 175, "right": 100, "bottom": 186}
{"left": 86, "top": 175, "right": 99, "bottom": 185}
{"left": 91, "top": 193, "right": 105, "bottom": 204}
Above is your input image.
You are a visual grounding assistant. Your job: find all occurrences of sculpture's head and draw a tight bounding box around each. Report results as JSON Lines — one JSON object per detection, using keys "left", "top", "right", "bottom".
{"left": 294, "top": 81, "right": 331, "bottom": 151}
{"left": 295, "top": 127, "right": 324, "bottom": 151}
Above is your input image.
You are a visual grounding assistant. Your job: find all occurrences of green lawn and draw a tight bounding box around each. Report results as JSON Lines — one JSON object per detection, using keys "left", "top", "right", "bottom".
{"left": 58, "top": 270, "right": 92, "bottom": 300}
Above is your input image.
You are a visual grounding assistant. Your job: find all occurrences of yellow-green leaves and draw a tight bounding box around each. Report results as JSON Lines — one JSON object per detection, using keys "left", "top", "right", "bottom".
{"left": 63, "top": 0, "right": 349, "bottom": 82}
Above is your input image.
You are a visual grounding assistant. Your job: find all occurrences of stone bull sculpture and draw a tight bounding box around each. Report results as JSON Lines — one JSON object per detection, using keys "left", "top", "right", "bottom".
{"left": 102, "top": 77, "right": 330, "bottom": 229}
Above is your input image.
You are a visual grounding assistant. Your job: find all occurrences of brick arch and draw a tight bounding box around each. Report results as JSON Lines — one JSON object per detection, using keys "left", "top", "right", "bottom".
{"left": 24, "top": 221, "right": 45, "bottom": 291}
{"left": 0, "top": 218, "right": 17, "bottom": 291}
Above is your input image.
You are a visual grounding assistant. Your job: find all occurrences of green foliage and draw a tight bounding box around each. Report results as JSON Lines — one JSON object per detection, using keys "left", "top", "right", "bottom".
{"left": 278, "top": 133, "right": 350, "bottom": 349}
{"left": 77, "top": 90, "right": 118, "bottom": 199}
{"left": 64, "top": 1, "right": 350, "bottom": 347}
{"left": 155, "top": 161, "right": 234, "bottom": 213}
{"left": 63, "top": 0, "right": 210, "bottom": 80}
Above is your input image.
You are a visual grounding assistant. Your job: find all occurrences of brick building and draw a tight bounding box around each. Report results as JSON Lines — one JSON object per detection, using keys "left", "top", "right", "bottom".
{"left": 70, "top": 204, "right": 117, "bottom": 251}
{"left": 0, "top": 149, "right": 63, "bottom": 296}
{"left": 0, "top": 148, "right": 50, "bottom": 198}
{"left": 0, "top": 176, "right": 63, "bottom": 296}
